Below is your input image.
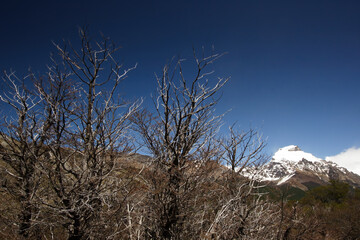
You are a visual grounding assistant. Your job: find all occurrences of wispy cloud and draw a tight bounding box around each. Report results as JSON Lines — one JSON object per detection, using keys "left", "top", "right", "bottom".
{"left": 326, "top": 147, "right": 360, "bottom": 175}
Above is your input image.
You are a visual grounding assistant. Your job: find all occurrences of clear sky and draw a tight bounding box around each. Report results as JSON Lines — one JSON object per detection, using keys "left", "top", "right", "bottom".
{"left": 1, "top": 0, "right": 359, "bottom": 162}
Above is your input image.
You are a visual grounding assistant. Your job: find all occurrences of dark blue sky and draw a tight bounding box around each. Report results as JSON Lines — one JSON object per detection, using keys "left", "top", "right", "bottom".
{"left": 1, "top": 0, "right": 359, "bottom": 158}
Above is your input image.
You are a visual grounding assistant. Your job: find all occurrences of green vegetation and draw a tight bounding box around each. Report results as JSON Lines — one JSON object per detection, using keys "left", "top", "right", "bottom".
{"left": 301, "top": 180, "right": 354, "bottom": 206}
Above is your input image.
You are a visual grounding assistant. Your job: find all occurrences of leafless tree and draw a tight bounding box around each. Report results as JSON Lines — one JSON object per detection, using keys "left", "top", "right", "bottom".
{"left": 132, "top": 50, "right": 229, "bottom": 239}
{"left": 197, "top": 124, "right": 278, "bottom": 239}
{"left": 220, "top": 125, "right": 267, "bottom": 174}
{"left": 35, "top": 29, "right": 141, "bottom": 240}
{"left": 0, "top": 30, "right": 293, "bottom": 240}
{"left": 202, "top": 162, "right": 278, "bottom": 239}
{"left": 0, "top": 29, "right": 140, "bottom": 240}
{"left": 0, "top": 71, "right": 50, "bottom": 238}
{"left": 205, "top": 179, "right": 279, "bottom": 240}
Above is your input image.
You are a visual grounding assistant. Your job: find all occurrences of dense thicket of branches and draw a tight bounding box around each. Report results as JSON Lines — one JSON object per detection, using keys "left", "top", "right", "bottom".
{"left": 1, "top": 30, "right": 359, "bottom": 240}
{"left": 0, "top": 29, "right": 141, "bottom": 239}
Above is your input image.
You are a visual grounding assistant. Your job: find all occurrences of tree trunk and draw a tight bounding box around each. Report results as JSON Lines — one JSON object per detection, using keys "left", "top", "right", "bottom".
{"left": 18, "top": 201, "right": 32, "bottom": 238}
{"left": 160, "top": 167, "right": 181, "bottom": 240}
{"left": 68, "top": 215, "right": 83, "bottom": 240}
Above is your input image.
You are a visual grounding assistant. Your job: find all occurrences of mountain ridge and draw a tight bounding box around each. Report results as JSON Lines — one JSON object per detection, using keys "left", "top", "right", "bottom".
{"left": 249, "top": 145, "right": 360, "bottom": 191}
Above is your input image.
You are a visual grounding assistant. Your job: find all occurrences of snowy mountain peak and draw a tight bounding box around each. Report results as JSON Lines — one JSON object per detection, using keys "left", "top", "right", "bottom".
{"left": 280, "top": 145, "right": 301, "bottom": 151}
{"left": 272, "top": 145, "right": 322, "bottom": 163}
{"left": 244, "top": 145, "right": 360, "bottom": 190}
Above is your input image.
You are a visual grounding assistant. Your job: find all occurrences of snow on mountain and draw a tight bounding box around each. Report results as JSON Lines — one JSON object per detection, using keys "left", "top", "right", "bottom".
{"left": 272, "top": 145, "right": 321, "bottom": 163}
{"left": 244, "top": 145, "right": 360, "bottom": 190}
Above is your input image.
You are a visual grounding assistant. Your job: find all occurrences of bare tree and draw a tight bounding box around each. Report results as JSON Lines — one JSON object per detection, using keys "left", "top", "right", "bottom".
{"left": 0, "top": 71, "right": 50, "bottom": 238}
{"left": 220, "top": 124, "right": 267, "bottom": 174}
{"left": 35, "top": 29, "right": 141, "bottom": 240}
{"left": 0, "top": 29, "right": 140, "bottom": 240}
{"left": 132, "top": 50, "right": 229, "bottom": 239}
{"left": 205, "top": 180, "right": 279, "bottom": 240}
{"left": 193, "top": 123, "right": 278, "bottom": 239}
{"left": 0, "top": 31, "right": 290, "bottom": 240}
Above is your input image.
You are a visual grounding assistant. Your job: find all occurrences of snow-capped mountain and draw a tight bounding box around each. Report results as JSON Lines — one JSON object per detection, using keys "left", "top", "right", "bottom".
{"left": 252, "top": 145, "right": 360, "bottom": 190}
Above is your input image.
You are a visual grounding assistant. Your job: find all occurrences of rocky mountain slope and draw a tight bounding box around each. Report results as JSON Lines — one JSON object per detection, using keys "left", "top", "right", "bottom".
{"left": 251, "top": 145, "right": 360, "bottom": 191}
